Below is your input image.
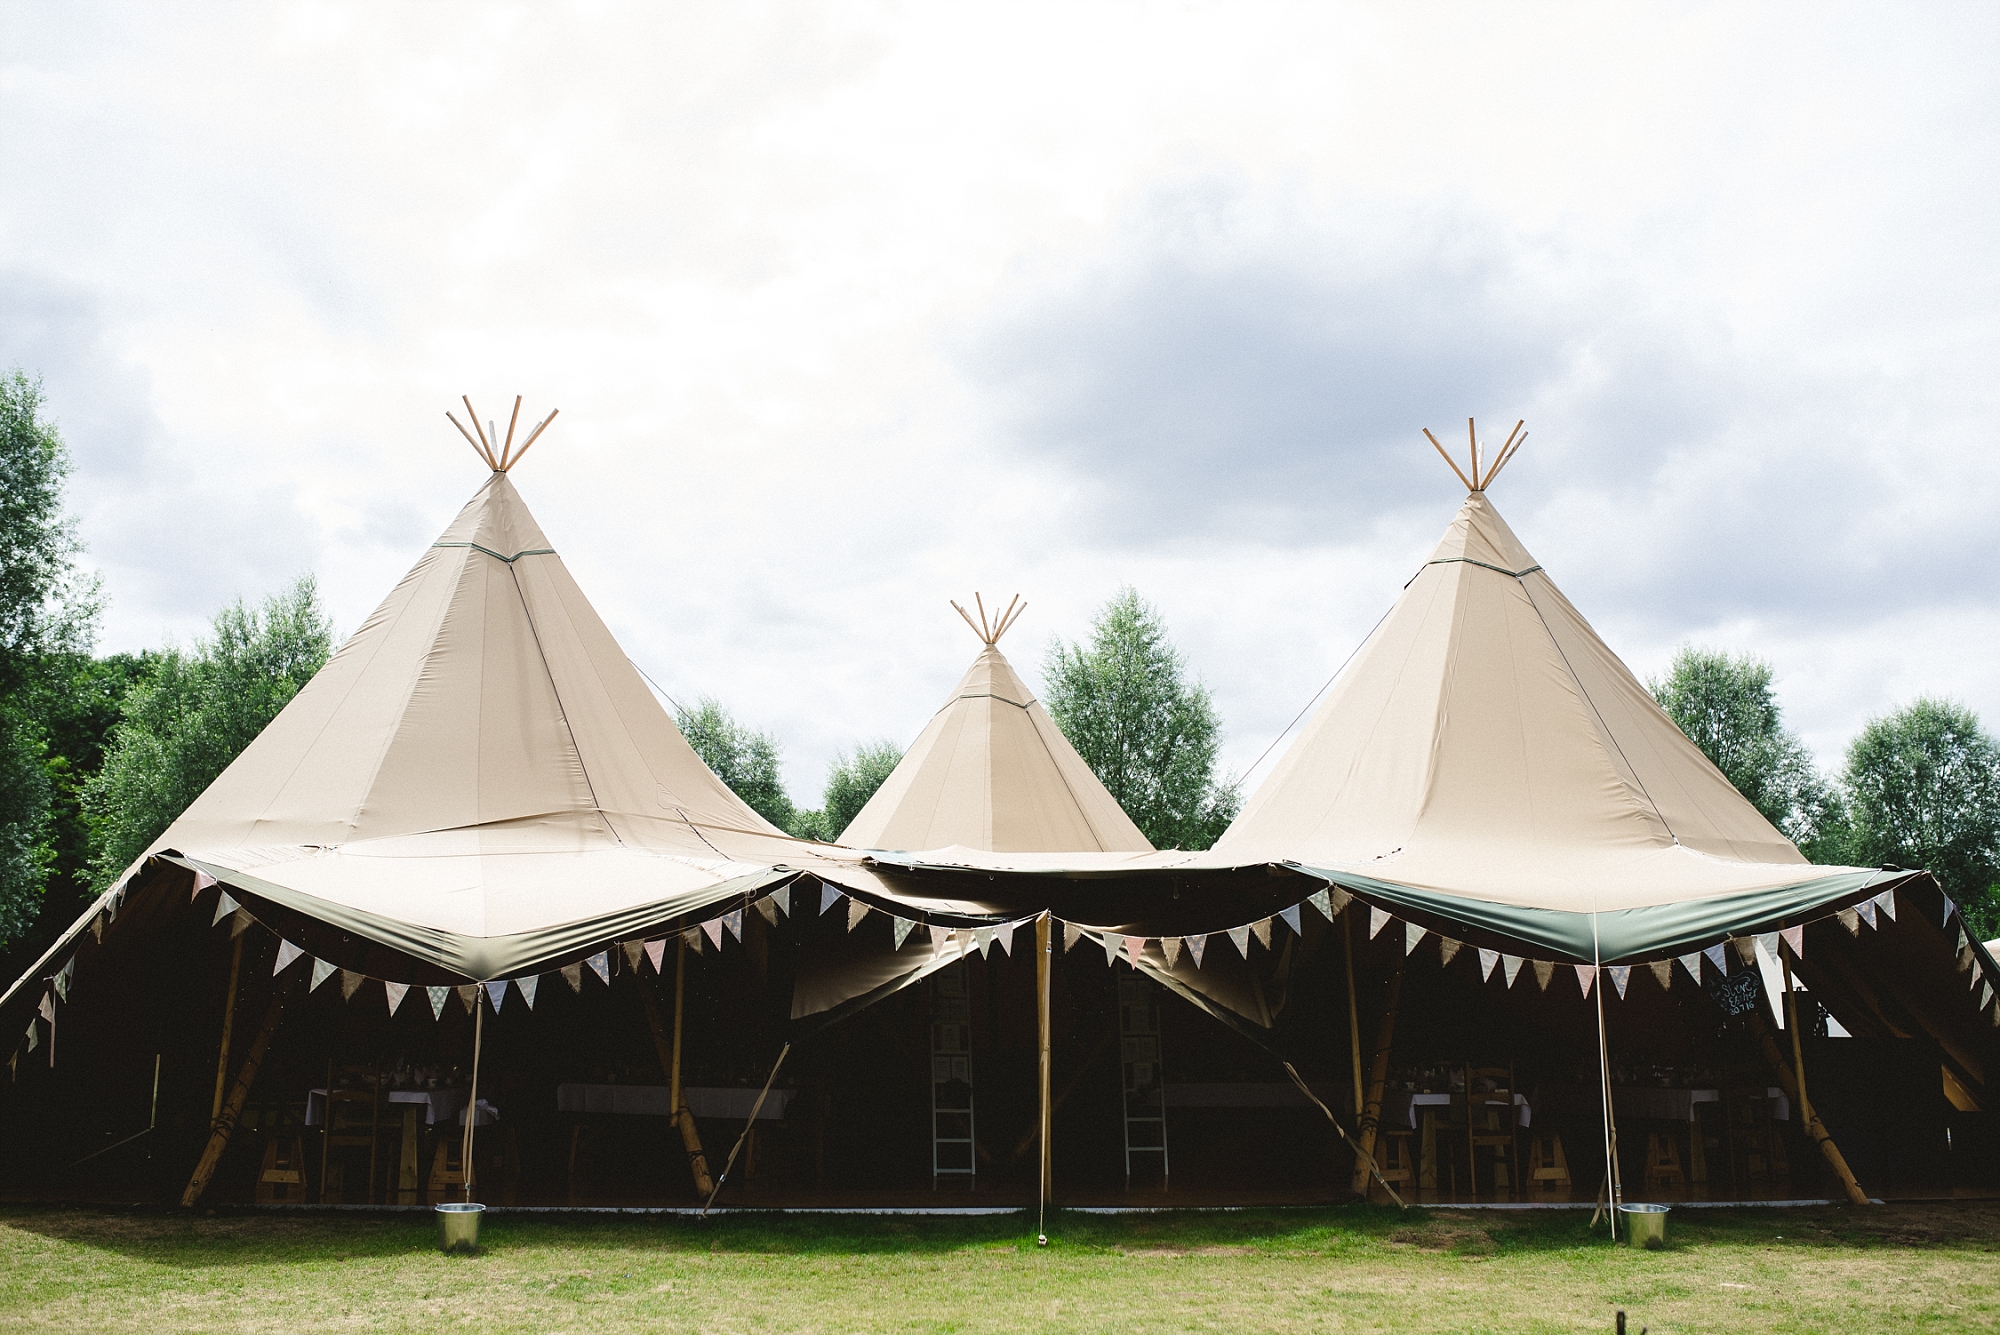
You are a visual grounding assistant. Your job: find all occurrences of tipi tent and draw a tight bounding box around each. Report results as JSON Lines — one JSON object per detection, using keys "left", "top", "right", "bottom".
{"left": 838, "top": 596, "right": 1152, "bottom": 856}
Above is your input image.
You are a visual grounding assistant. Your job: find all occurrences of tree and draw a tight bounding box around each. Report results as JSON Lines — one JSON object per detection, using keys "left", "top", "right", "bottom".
{"left": 84, "top": 578, "right": 334, "bottom": 886}
{"left": 1649, "top": 647, "right": 1846, "bottom": 862}
{"left": 1041, "top": 587, "right": 1239, "bottom": 850}
{"left": 1843, "top": 698, "right": 2000, "bottom": 939}
{"left": 675, "top": 697, "right": 799, "bottom": 833}
{"left": 823, "top": 741, "right": 903, "bottom": 839}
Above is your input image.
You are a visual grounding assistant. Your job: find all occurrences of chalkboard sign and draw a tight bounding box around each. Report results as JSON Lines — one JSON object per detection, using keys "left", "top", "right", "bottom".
{"left": 1705, "top": 968, "right": 1761, "bottom": 1016}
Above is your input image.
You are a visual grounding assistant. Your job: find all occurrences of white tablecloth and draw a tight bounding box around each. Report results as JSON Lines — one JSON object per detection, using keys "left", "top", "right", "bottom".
{"left": 556, "top": 1083, "right": 794, "bottom": 1121}
{"left": 306, "top": 1088, "right": 498, "bottom": 1127}
{"left": 1393, "top": 1091, "right": 1533, "bottom": 1129}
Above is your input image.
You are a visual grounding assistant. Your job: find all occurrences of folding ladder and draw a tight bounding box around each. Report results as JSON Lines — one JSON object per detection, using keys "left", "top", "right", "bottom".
{"left": 931, "top": 962, "right": 976, "bottom": 1188}
{"left": 1119, "top": 973, "right": 1169, "bottom": 1188}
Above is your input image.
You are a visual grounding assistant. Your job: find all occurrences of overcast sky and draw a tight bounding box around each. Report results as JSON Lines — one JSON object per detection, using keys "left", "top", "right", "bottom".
{"left": 4, "top": 3, "right": 1997, "bottom": 805}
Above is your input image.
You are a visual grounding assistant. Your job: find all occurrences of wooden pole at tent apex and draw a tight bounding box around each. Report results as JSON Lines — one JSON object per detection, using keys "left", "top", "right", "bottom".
{"left": 1349, "top": 963, "right": 1404, "bottom": 1199}
{"left": 1779, "top": 951, "right": 1872, "bottom": 1206}
{"left": 446, "top": 396, "right": 559, "bottom": 473}
{"left": 1421, "top": 419, "right": 1526, "bottom": 493}
{"left": 952, "top": 593, "right": 1026, "bottom": 647}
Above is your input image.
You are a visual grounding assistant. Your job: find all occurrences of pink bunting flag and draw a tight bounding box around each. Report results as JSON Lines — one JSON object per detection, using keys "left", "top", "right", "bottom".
{"left": 384, "top": 982, "right": 409, "bottom": 1016}
{"left": 190, "top": 869, "right": 217, "bottom": 900}
{"left": 701, "top": 918, "right": 723, "bottom": 950}
{"left": 645, "top": 939, "right": 666, "bottom": 974}
{"left": 1780, "top": 925, "right": 1804, "bottom": 958}
{"left": 929, "top": 925, "right": 951, "bottom": 952}
{"left": 1124, "top": 935, "right": 1145, "bottom": 967}
{"left": 1575, "top": 964, "right": 1596, "bottom": 998}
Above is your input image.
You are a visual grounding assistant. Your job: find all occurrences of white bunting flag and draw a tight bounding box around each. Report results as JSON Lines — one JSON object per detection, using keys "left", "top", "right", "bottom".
{"left": 1163, "top": 937, "right": 1184, "bottom": 968}
{"left": 518, "top": 975, "right": 538, "bottom": 1009}
{"left": 561, "top": 963, "right": 583, "bottom": 993}
{"left": 724, "top": 909, "right": 745, "bottom": 941}
{"left": 1836, "top": 908, "right": 1859, "bottom": 936}
{"left": 1251, "top": 918, "right": 1273, "bottom": 949}
{"left": 892, "top": 916, "right": 916, "bottom": 950}
{"left": 930, "top": 925, "right": 951, "bottom": 953}
{"left": 485, "top": 981, "right": 507, "bottom": 1012}
{"left": 773, "top": 884, "right": 790, "bottom": 916}
{"left": 211, "top": 891, "right": 239, "bottom": 926}
{"left": 621, "top": 941, "right": 644, "bottom": 971}
{"left": 996, "top": 921, "right": 1017, "bottom": 956}
{"left": 1404, "top": 922, "right": 1425, "bottom": 956}
{"left": 1856, "top": 899, "right": 1878, "bottom": 929}
{"left": 1228, "top": 925, "right": 1252, "bottom": 957}
{"left": 755, "top": 897, "right": 779, "bottom": 926}
{"left": 1438, "top": 939, "right": 1462, "bottom": 968}
{"left": 1649, "top": 960, "right": 1672, "bottom": 991}
{"left": 701, "top": 918, "right": 723, "bottom": 950}
{"left": 1125, "top": 935, "right": 1145, "bottom": 967}
{"left": 37, "top": 993, "right": 53, "bottom": 1022}
{"left": 26, "top": 1020, "right": 37, "bottom": 1052}
{"left": 1369, "top": 907, "right": 1391, "bottom": 939}
{"left": 847, "top": 900, "right": 869, "bottom": 932}
{"left": 1479, "top": 948, "right": 1499, "bottom": 981}
{"left": 384, "top": 982, "right": 410, "bottom": 1016}
{"left": 1279, "top": 905, "right": 1302, "bottom": 937}
{"left": 973, "top": 927, "right": 996, "bottom": 957}
{"left": 1534, "top": 960, "right": 1556, "bottom": 991}
{"left": 820, "top": 883, "right": 843, "bottom": 916}
{"left": 1187, "top": 934, "right": 1207, "bottom": 968}
{"left": 1575, "top": 964, "right": 1596, "bottom": 998}
{"left": 1874, "top": 889, "right": 1897, "bottom": 921}
{"left": 1678, "top": 952, "right": 1703, "bottom": 982}
{"left": 587, "top": 951, "right": 611, "bottom": 984}
{"left": 645, "top": 939, "right": 666, "bottom": 974}
{"left": 1981, "top": 982, "right": 1993, "bottom": 1010}
{"left": 1502, "top": 955, "right": 1523, "bottom": 987}
{"left": 274, "top": 940, "right": 304, "bottom": 974}
{"left": 1608, "top": 966, "right": 1631, "bottom": 999}
{"left": 310, "top": 959, "right": 337, "bottom": 991}
{"left": 340, "top": 969, "right": 365, "bottom": 1001}
{"left": 1705, "top": 943, "right": 1728, "bottom": 974}
{"left": 1956, "top": 927, "right": 1970, "bottom": 958}
{"left": 427, "top": 986, "right": 449, "bottom": 1020}
{"left": 1308, "top": 888, "right": 1333, "bottom": 921}
{"left": 1780, "top": 925, "right": 1804, "bottom": 959}
{"left": 1101, "top": 934, "right": 1120, "bottom": 967}
{"left": 957, "top": 930, "right": 975, "bottom": 960}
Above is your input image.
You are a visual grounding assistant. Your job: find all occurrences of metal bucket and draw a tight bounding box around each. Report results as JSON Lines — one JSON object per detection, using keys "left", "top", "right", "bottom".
{"left": 435, "top": 1202, "right": 485, "bottom": 1253}
{"left": 1619, "top": 1203, "right": 1669, "bottom": 1249}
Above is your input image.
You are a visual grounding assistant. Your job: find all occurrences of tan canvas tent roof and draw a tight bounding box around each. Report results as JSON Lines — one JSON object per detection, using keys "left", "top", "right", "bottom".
{"left": 837, "top": 605, "right": 1152, "bottom": 856}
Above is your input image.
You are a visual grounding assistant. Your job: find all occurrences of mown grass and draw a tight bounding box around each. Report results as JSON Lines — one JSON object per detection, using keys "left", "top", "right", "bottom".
{"left": 0, "top": 1201, "right": 1994, "bottom": 1332}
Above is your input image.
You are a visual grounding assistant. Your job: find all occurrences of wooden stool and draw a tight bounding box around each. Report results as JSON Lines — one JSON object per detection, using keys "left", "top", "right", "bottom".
{"left": 1373, "top": 1130, "right": 1414, "bottom": 1201}
{"left": 1526, "top": 1131, "right": 1571, "bottom": 1200}
{"left": 1643, "top": 1129, "right": 1686, "bottom": 1193}
{"left": 255, "top": 1136, "right": 307, "bottom": 1203}
{"left": 426, "top": 1140, "right": 468, "bottom": 1203}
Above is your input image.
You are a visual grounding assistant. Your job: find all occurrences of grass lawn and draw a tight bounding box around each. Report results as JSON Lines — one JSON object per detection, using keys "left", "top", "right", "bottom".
{"left": 0, "top": 1202, "right": 1994, "bottom": 1333}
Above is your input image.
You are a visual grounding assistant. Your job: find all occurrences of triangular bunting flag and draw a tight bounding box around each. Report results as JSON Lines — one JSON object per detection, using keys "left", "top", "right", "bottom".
{"left": 486, "top": 980, "right": 507, "bottom": 1012}
{"left": 1188, "top": 935, "right": 1207, "bottom": 968}
{"left": 847, "top": 899, "right": 869, "bottom": 932}
{"left": 1874, "top": 889, "right": 1897, "bottom": 921}
{"left": 26, "top": 1021, "right": 37, "bottom": 1052}
{"left": 621, "top": 941, "right": 644, "bottom": 971}
{"left": 930, "top": 925, "right": 951, "bottom": 953}
{"left": 455, "top": 984, "right": 478, "bottom": 1013}
{"left": 37, "top": 993, "right": 53, "bottom": 1022}
{"left": 973, "top": 927, "right": 996, "bottom": 957}
{"left": 645, "top": 939, "right": 666, "bottom": 974}
{"left": 1729, "top": 937, "right": 1756, "bottom": 966}
{"left": 1502, "top": 955, "right": 1523, "bottom": 987}
{"left": 1856, "top": 899, "right": 1878, "bottom": 929}
{"left": 701, "top": 918, "right": 723, "bottom": 950}
{"left": 1957, "top": 927, "right": 1970, "bottom": 957}
{"left": 340, "top": 969, "right": 365, "bottom": 1001}
{"left": 1279, "top": 905, "right": 1302, "bottom": 936}
{"left": 427, "top": 986, "right": 449, "bottom": 1020}
{"left": 1063, "top": 922, "right": 1084, "bottom": 951}
{"left": 1679, "top": 952, "right": 1703, "bottom": 982}
{"left": 1308, "top": 888, "right": 1333, "bottom": 921}
{"left": 1836, "top": 908, "right": 1859, "bottom": 936}
{"left": 191, "top": 869, "right": 218, "bottom": 898}
{"left": 682, "top": 927, "right": 703, "bottom": 954}
{"left": 310, "top": 959, "right": 336, "bottom": 992}
{"left": 955, "top": 930, "right": 974, "bottom": 960}
{"left": 1369, "top": 907, "right": 1391, "bottom": 939}
{"left": 1945, "top": 899, "right": 1959, "bottom": 926}
{"left": 1533, "top": 959, "right": 1554, "bottom": 991}
{"left": 1438, "top": 939, "right": 1461, "bottom": 968}
{"left": 1755, "top": 933, "right": 1779, "bottom": 963}
{"left": 893, "top": 916, "right": 916, "bottom": 950}
{"left": 1163, "top": 937, "right": 1184, "bottom": 968}
{"left": 1251, "top": 918, "right": 1273, "bottom": 949}
{"left": 1780, "top": 925, "right": 1803, "bottom": 958}
{"left": 1124, "top": 935, "right": 1145, "bottom": 967}
{"left": 231, "top": 908, "right": 254, "bottom": 937}
{"left": 996, "top": 921, "right": 1017, "bottom": 956}
{"left": 562, "top": 963, "right": 583, "bottom": 992}
{"left": 1608, "top": 966, "right": 1631, "bottom": 999}
{"left": 821, "top": 882, "right": 842, "bottom": 915}
{"left": 1228, "top": 925, "right": 1252, "bottom": 957}
{"left": 384, "top": 982, "right": 409, "bottom": 1016}
{"left": 274, "top": 940, "right": 303, "bottom": 974}
{"left": 53, "top": 959, "right": 73, "bottom": 1002}
{"left": 1404, "top": 922, "right": 1425, "bottom": 956}
{"left": 1479, "top": 948, "right": 1499, "bottom": 981}
{"left": 1329, "top": 885, "right": 1353, "bottom": 914}
{"left": 1576, "top": 964, "right": 1596, "bottom": 998}
{"left": 724, "top": 909, "right": 744, "bottom": 941}
{"left": 518, "top": 975, "right": 538, "bottom": 1009}
{"left": 1705, "top": 943, "right": 1728, "bottom": 974}
{"left": 212, "top": 891, "right": 240, "bottom": 927}
{"left": 587, "top": 951, "right": 611, "bottom": 984}
{"left": 1649, "top": 960, "right": 1672, "bottom": 991}
{"left": 771, "top": 883, "right": 790, "bottom": 916}
{"left": 1101, "top": 934, "right": 1120, "bottom": 967}
{"left": 755, "top": 897, "right": 778, "bottom": 926}
{"left": 90, "top": 915, "right": 102, "bottom": 944}
{"left": 1981, "top": 982, "right": 1993, "bottom": 1010}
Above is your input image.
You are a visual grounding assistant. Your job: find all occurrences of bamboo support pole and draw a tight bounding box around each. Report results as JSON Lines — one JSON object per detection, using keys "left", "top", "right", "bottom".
{"left": 1349, "top": 964, "right": 1403, "bottom": 1197}
{"left": 181, "top": 981, "right": 293, "bottom": 1206}
{"left": 209, "top": 933, "right": 245, "bottom": 1125}
{"left": 1777, "top": 954, "right": 1871, "bottom": 1206}
{"left": 1422, "top": 429, "right": 1475, "bottom": 492}
{"left": 638, "top": 948, "right": 713, "bottom": 1196}
{"left": 1344, "top": 912, "right": 1364, "bottom": 1117}
{"left": 501, "top": 396, "right": 523, "bottom": 468}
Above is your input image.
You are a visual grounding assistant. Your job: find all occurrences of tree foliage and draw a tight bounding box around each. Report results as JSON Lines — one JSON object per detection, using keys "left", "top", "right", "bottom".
{"left": 1843, "top": 698, "right": 2000, "bottom": 939}
{"left": 84, "top": 578, "right": 334, "bottom": 886}
{"left": 1650, "top": 647, "right": 1845, "bottom": 861}
{"left": 1041, "top": 587, "right": 1238, "bottom": 850}
{"left": 675, "top": 697, "right": 799, "bottom": 833}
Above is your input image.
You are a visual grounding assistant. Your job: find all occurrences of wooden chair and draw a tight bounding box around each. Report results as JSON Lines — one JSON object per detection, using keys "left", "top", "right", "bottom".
{"left": 1374, "top": 1130, "right": 1414, "bottom": 1201}
{"left": 318, "top": 1064, "right": 382, "bottom": 1203}
{"left": 1643, "top": 1129, "right": 1686, "bottom": 1194}
{"left": 1465, "top": 1064, "right": 1521, "bottom": 1200}
{"left": 426, "top": 1139, "right": 469, "bottom": 1203}
{"left": 255, "top": 1135, "right": 309, "bottom": 1203}
{"left": 1525, "top": 1131, "right": 1572, "bottom": 1201}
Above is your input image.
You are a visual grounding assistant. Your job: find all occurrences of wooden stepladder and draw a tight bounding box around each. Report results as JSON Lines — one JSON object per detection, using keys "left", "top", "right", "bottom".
{"left": 1118, "top": 973, "right": 1169, "bottom": 1189}
{"left": 931, "top": 963, "right": 976, "bottom": 1188}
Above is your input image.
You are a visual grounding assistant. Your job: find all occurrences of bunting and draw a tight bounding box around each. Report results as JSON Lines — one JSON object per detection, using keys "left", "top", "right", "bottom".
{"left": 1678, "top": 952, "right": 1703, "bottom": 982}
{"left": 1063, "top": 922, "right": 1084, "bottom": 951}
{"left": 1856, "top": 899, "right": 1878, "bottom": 930}
{"left": 232, "top": 908, "right": 254, "bottom": 938}
{"left": 1705, "top": 943, "right": 1728, "bottom": 974}
{"left": 1608, "top": 966, "right": 1630, "bottom": 999}
{"left": 1187, "top": 934, "right": 1207, "bottom": 968}
{"left": 723, "top": 909, "right": 744, "bottom": 941}
{"left": 274, "top": 940, "right": 304, "bottom": 974}
{"left": 820, "top": 883, "right": 843, "bottom": 916}
{"left": 645, "top": 939, "right": 666, "bottom": 974}
{"left": 1163, "top": 937, "right": 1184, "bottom": 967}
{"left": 755, "top": 897, "right": 779, "bottom": 927}
{"left": 1124, "top": 935, "right": 1145, "bottom": 967}
{"left": 1648, "top": 960, "right": 1672, "bottom": 991}
{"left": 587, "top": 951, "right": 611, "bottom": 984}
{"left": 773, "top": 884, "right": 790, "bottom": 916}
{"left": 340, "top": 969, "right": 365, "bottom": 1001}
{"left": 847, "top": 899, "right": 869, "bottom": 932}
{"left": 486, "top": 980, "right": 507, "bottom": 1012}
{"left": 1836, "top": 907, "right": 1859, "bottom": 936}
{"left": 1280, "top": 904, "right": 1302, "bottom": 936}
{"left": 427, "top": 986, "right": 449, "bottom": 1020}
{"left": 1404, "top": 922, "right": 1425, "bottom": 956}
{"left": 455, "top": 984, "right": 477, "bottom": 1014}
{"left": 1874, "top": 888, "right": 1897, "bottom": 921}
{"left": 1502, "top": 955, "right": 1524, "bottom": 987}
{"left": 517, "top": 975, "right": 538, "bottom": 1009}
{"left": 310, "top": 959, "right": 337, "bottom": 992}
{"left": 561, "top": 963, "right": 583, "bottom": 993}
{"left": 1250, "top": 918, "right": 1272, "bottom": 949}
{"left": 1369, "top": 907, "right": 1391, "bottom": 939}
{"left": 1438, "top": 938, "right": 1462, "bottom": 968}
{"left": 701, "top": 918, "right": 723, "bottom": 950}
{"left": 1534, "top": 959, "right": 1555, "bottom": 991}
{"left": 621, "top": 941, "right": 644, "bottom": 972}
{"left": 681, "top": 927, "right": 703, "bottom": 955}
{"left": 892, "top": 916, "right": 916, "bottom": 950}
{"left": 996, "top": 921, "right": 1017, "bottom": 956}
{"left": 384, "top": 981, "right": 409, "bottom": 1016}
{"left": 54, "top": 959, "right": 73, "bottom": 1003}
{"left": 1780, "top": 925, "right": 1804, "bottom": 958}
{"left": 1576, "top": 965, "right": 1596, "bottom": 998}
{"left": 1479, "top": 948, "right": 1499, "bottom": 981}
{"left": 1308, "top": 888, "right": 1333, "bottom": 921}
{"left": 930, "top": 925, "right": 951, "bottom": 953}
{"left": 1228, "top": 925, "right": 1252, "bottom": 957}
{"left": 211, "top": 891, "right": 240, "bottom": 927}
{"left": 973, "top": 926, "right": 996, "bottom": 957}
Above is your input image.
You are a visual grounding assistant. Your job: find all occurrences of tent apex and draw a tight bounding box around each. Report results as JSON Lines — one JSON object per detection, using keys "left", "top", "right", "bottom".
{"left": 447, "top": 395, "right": 560, "bottom": 474}
{"left": 1422, "top": 417, "right": 1526, "bottom": 493}
{"left": 951, "top": 592, "right": 1026, "bottom": 646}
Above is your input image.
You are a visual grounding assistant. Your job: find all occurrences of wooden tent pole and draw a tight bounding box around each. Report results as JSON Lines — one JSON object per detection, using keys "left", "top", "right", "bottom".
{"left": 1343, "top": 912, "right": 1364, "bottom": 1117}
{"left": 181, "top": 981, "right": 294, "bottom": 1206}
{"left": 1777, "top": 953, "right": 1871, "bottom": 1206}
{"left": 638, "top": 949, "right": 713, "bottom": 1196}
{"left": 670, "top": 937, "right": 686, "bottom": 1118}
{"left": 1037, "top": 913, "right": 1053, "bottom": 1239}
{"left": 1348, "top": 963, "right": 1403, "bottom": 1197}
{"left": 209, "top": 933, "right": 245, "bottom": 1125}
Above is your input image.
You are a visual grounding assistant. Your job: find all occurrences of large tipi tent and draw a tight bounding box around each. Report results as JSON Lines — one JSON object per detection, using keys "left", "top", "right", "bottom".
{"left": 837, "top": 596, "right": 1152, "bottom": 856}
